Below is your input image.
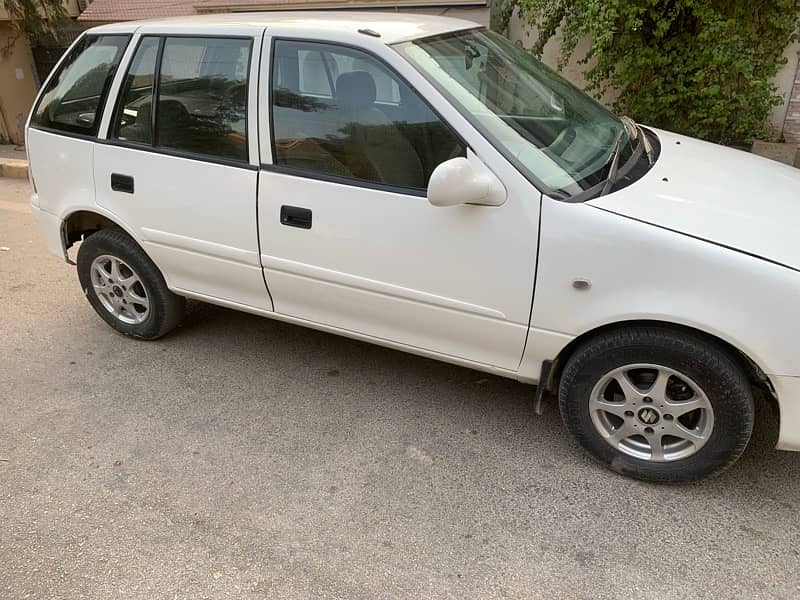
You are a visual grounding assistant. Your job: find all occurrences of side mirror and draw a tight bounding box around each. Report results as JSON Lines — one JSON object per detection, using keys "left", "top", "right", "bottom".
{"left": 427, "top": 156, "right": 506, "bottom": 207}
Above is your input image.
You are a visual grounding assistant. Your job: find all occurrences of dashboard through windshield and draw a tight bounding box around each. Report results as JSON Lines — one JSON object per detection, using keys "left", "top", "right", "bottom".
{"left": 397, "top": 28, "right": 636, "bottom": 199}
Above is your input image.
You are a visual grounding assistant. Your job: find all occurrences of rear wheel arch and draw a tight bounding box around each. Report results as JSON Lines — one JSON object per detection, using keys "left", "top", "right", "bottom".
{"left": 61, "top": 210, "right": 175, "bottom": 290}
{"left": 61, "top": 209, "right": 133, "bottom": 251}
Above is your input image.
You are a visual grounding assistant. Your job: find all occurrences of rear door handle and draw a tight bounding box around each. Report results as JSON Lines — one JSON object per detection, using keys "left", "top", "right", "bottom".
{"left": 111, "top": 173, "right": 134, "bottom": 194}
{"left": 280, "top": 205, "right": 312, "bottom": 229}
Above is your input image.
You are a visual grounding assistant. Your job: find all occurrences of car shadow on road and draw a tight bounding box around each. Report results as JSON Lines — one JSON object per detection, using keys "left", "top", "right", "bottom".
{"left": 168, "top": 299, "right": 799, "bottom": 490}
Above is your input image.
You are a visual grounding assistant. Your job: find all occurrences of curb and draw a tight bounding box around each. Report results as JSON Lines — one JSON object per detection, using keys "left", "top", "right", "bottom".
{"left": 0, "top": 159, "right": 29, "bottom": 179}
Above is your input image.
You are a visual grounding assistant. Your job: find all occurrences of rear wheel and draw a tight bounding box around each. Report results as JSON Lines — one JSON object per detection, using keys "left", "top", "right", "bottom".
{"left": 558, "top": 326, "right": 754, "bottom": 482}
{"left": 77, "top": 229, "right": 184, "bottom": 339}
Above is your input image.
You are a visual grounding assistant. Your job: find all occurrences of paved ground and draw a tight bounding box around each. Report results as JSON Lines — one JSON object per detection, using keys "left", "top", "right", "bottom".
{"left": 0, "top": 144, "right": 26, "bottom": 161}
{"left": 2, "top": 177, "right": 800, "bottom": 599}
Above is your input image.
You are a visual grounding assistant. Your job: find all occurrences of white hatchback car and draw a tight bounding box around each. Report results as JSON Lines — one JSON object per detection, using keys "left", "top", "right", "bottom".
{"left": 27, "top": 12, "right": 800, "bottom": 482}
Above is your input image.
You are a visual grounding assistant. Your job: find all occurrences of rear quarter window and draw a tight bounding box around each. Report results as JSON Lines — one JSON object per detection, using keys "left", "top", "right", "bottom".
{"left": 31, "top": 34, "right": 129, "bottom": 137}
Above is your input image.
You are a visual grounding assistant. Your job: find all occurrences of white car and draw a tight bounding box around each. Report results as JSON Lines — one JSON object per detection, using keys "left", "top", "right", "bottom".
{"left": 26, "top": 12, "right": 800, "bottom": 482}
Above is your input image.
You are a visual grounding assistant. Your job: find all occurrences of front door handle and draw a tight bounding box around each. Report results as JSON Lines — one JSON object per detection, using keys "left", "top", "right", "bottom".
{"left": 280, "top": 205, "right": 312, "bottom": 229}
{"left": 111, "top": 173, "right": 134, "bottom": 194}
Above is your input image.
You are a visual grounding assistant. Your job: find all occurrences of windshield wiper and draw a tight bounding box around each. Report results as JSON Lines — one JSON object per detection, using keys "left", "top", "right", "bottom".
{"left": 599, "top": 116, "right": 638, "bottom": 196}
{"left": 639, "top": 123, "right": 655, "bottom": 165}
{"left": 599, "top": 130, "right": 626, "bottom": 196}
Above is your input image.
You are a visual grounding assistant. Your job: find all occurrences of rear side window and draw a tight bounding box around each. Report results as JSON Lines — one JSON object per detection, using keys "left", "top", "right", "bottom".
{"left": 111, "top": 36, "right": 251, "bottom": 163}
{"left": 31, "top": 35, "right": 129, "bottom": 136}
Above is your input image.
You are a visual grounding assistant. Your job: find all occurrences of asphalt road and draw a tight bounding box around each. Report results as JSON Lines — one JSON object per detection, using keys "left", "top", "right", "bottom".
{"left": 2, "top": 177, "right": 799, "bottom": 599}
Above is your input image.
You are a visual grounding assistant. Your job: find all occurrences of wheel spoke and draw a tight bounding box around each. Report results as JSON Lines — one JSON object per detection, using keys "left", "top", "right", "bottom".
{"left": 119, "top": 271, "right": 139, "bottom": 290}
{"left": 649, "top": 433, "right": 665, "bottom": 461}
{"left": 665, "top": 421, "right": 705, "bottom": 444}
{"left": 607, "top": 424, "right": 633, "bottom": 445}
{"left": 109, "top": 258, "right": 121, "bottom": 282}
{"left": 127, "top": 288, "right": 149, "bottom": 310}
{"left": 647, "top": 369, "right": 670, "bottom": 403}
{"left": 613, "top": 372, "right": 645, "bottom": 402}
{"left": 93, "top": 262, "right": 111, "bottom": 283}
{"left": 664, "top": 396, "right": 706, "bottom": 417}
{"left": 589, "top": 397, "right": 628, "bottom": 419}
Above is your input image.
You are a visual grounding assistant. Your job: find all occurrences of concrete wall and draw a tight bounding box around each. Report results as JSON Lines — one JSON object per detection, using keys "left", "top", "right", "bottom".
{"left": 386, "top": 6, "right": 489, "bottom": 25}
{"left": 774, "top": 42, "right": 800, "bottom": 143}
{"left": 0, "top": 21, "right": 39, "bottom": 144}
{"left": 508, "top": 13, "right": 591, "bottom": 92}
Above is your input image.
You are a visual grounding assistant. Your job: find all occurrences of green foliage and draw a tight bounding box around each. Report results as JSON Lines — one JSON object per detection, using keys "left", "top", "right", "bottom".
{"left": 489, "top": 0, "right": 517, "bottom": 35}
{"left": 513, "top": 0, "right": 800, "bottom": 143}
{"left": 2, "top": 0, "right": 67, "bottom": 54}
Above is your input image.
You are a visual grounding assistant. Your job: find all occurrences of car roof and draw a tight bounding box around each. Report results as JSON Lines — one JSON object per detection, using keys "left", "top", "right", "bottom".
{"left": 86, "top": 11, "right": 480, "bottom": 45}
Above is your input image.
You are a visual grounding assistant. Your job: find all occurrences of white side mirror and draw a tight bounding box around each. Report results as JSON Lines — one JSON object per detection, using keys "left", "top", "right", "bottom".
{"left": 427, "top": 155, "right": 506, "bottom": 207}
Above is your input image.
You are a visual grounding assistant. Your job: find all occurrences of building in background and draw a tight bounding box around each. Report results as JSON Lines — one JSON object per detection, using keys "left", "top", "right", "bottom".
{"left": 2, "top": 0, "right": 800, "bottom": 145}
{"left": 0, "top": 1, "right": 83, "bottom": 144}
{"left": 77, "top": 0, "right": 488, "bottom": 23}
{"left": 79, "top": 0, "right": 800, "bottom": 144}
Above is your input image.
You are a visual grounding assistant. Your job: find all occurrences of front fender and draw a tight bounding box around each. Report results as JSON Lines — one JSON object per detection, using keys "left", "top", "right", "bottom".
{"left": 528, "top": 198, "right": 800, "bottom": 380}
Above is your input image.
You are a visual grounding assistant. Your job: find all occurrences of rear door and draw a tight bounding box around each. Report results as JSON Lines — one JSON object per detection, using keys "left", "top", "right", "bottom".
{"left": 94, "top": 30, "right": 270, "bottom": 310}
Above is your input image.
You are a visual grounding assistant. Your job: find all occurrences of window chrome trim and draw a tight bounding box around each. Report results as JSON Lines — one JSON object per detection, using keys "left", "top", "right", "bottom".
{"left": 98, "top": 137, "right": 259, "bottom": 170}
{"left": 261, "top": 163, "right": 428, "bottom": 197}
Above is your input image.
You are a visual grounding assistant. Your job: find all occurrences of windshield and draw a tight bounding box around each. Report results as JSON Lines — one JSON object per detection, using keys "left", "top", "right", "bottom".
{"left": 397, "top": 29, "right": 633, "bottom": 199}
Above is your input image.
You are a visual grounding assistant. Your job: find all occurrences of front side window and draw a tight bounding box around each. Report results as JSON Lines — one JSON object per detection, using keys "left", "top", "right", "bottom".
{"left": 111, "top": 36, "right": 251, "bottom": 162}
{"left": 31, "top": 35, "right": 129, "bottom": 136}
{"left": 271, "top": 40, "right": 465, "bottom": 191}
{"left": 398, "top": 29, "right": 635, "bottom": 198}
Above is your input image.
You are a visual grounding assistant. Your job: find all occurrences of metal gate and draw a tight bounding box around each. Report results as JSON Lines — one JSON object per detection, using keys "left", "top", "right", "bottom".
{"left": 30, "top": 23, "right": 89, "bottom": 84}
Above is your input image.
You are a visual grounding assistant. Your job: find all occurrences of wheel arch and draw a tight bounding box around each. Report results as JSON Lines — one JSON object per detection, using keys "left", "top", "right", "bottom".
{"left": 545, "top": 320, "right": 776, "bottom": 405}
{"left": 61, "top": 209, "right": 139, "bottom": 255}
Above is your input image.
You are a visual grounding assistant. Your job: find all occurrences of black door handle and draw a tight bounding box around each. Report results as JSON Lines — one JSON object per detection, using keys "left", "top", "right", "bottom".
{"left": 111, "top": 173, "right": 134, "bottom": 194}
{"left": 280, "top": 205, "right": 312, "bottom": 229}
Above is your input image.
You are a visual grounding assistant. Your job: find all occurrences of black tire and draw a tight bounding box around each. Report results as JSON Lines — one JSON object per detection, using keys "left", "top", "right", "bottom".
{"left": 558, "top": 326, "right": 754, "bottom": 482}
{"left": 77, "top": 228, "right": 185, "bottom": 340}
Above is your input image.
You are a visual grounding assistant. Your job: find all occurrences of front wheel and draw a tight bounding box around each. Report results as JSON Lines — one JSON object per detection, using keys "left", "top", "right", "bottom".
{"left": 558, "top": 326, "right": 754, "bottom": 482}
{"left": 77, "top": 229, "right": 185, "bottom": 339}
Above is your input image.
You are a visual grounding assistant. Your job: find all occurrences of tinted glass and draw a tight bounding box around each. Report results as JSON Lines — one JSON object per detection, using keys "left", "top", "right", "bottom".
{"left": 401, "top": 29, "right": 632, "bottom": 197}
{"left": 271, "top": 40, "right": 465, "bottom": 190}
{"left": 31, "top": 35, "right": 129, "bottom": 136}
{"left": 155, "top": 37, "right": 251, "bottom": 161}
{"left": 112, "top": 37, "right": 160, "bottom": 145}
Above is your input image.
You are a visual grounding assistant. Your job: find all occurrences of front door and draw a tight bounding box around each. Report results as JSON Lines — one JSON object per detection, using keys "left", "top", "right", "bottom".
{"left": 257, "top": 38, "right": 538, "bottom": 370}
{"left": 94, "top": 33, "right": 269, "bottom": 310}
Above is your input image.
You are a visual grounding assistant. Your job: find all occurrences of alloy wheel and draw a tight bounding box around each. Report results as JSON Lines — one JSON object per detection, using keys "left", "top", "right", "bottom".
{"left": 89, "top": 254, "right": 150, "bottom": 325}
{"left": 589, "top": 364, "right": 714, "bottom": 462}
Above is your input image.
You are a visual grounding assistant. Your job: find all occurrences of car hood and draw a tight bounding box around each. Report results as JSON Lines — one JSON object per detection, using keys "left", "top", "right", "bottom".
{"left": 588, "top": 128, "right": 800, "bottom": 271}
